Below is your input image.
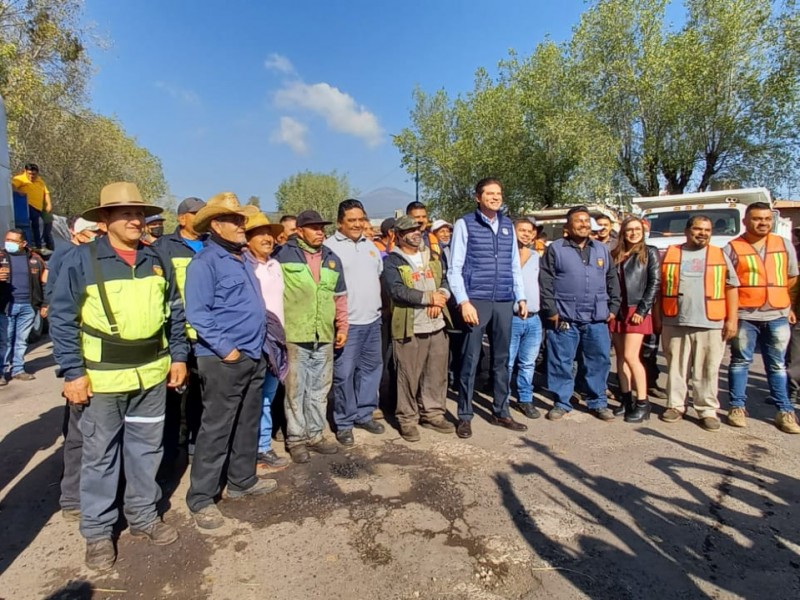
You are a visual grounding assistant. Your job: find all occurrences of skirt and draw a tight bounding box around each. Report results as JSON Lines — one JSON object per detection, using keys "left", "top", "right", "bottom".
{"left": 609, "top": 306, "right": 653, "bottom": 335}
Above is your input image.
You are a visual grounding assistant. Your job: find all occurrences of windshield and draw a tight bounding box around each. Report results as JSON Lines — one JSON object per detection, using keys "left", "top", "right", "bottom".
{"left": 645, "top": 209, "right": 740, "bottom": 238}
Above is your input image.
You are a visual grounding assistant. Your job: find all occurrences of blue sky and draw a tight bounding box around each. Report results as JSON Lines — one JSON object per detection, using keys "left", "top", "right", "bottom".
{"left": 82, "top": 1, "right": 608, "bottom": 211}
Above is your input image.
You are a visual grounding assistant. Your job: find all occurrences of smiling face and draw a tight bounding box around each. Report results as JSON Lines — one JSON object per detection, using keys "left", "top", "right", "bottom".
{"left": 514, "top": 220, "right": 534, "bottom": 246}
{"left": 102, "top": 207, "right": 146, "bottom": 247}
{"left": 685, "top": 218, "right": 712, "bottom": 248}
{"left": 744, "top": 208, "right": 773, "bottom": 238}
{"left": 246, "top": 227, "right": 275, "bottom": 260}
{"left": 566, "top": 211, "right": 591, "bottom": 241}
{"left": 476, "top": 183, "right": 503, "bottom": 216}
{"left": 623, "top": 219, "right": 644, "bottom": 246}
{"left": 338, "top": 207, "right": 365, "bottom": 241}
{"left": 434, "top": 226, "right": 452, "bottom": 244}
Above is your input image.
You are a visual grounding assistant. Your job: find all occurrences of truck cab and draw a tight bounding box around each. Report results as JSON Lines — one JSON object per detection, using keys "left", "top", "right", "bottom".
{"left": 633, "top": 188, "right": 791, "bottom": 254}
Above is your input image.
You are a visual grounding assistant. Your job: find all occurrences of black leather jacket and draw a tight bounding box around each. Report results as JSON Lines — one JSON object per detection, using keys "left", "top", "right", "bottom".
{"left": 618, "top": 245, "right": 660, "bottom": 317}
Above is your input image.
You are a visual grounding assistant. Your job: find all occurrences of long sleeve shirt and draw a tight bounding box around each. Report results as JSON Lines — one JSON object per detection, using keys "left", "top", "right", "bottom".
{"left": 447, "top": 212, "right": 526, "bottom": 305}
{"left": 538, "top": 237, "right": 622, "bottom": 319}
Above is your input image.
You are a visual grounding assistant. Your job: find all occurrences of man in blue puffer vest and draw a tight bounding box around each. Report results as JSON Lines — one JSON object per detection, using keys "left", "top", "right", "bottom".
{"left": 539, "top": 205, "right": 622, "bottom": 421}
{"left": 448, "top": 178, "right": 528, "bottom": 439}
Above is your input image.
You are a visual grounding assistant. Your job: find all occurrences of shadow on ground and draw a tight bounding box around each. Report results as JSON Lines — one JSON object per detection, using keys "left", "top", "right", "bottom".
{"left": 497, "top": 434, "right": 800, "bottom": 599}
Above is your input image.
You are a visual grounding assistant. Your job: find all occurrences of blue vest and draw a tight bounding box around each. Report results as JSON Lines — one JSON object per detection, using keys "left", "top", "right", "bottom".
{"left": 463, "top": 210, "right": 515, "bottom": 302}
{"left": 550, "top": 238, "right": 610, "bottom": 323}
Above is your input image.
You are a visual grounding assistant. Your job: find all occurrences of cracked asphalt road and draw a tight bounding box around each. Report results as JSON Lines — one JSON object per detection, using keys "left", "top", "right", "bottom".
{"left": 1, "top": 341, "right": 799, "bottom": 599}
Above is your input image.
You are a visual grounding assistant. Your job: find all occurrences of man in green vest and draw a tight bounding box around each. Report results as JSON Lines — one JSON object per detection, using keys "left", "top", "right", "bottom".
{"left": 273, "top": 210, "right": 347, "bottom": 463}
{"left": 50, "top": 182, "right": 188, "bottom": 571}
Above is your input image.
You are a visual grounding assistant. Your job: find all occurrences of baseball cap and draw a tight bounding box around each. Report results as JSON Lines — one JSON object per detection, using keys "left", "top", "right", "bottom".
{"left": 394, "top": 215, "right": 421, "bottom": 231}
{"left": 72, "top": 218, "right": 99, "bottom": 234}
{"left": 296, "top": 210, "right": 332, "bottom": 227}
{"left": 590, "top": 217, "right": 602, "bottom": 232}
{"left": 177, "top": 197, "right": 205, "bottom": 215}
{"left": 145, "top": 214, "right": 166, "bottom": 224}
{"left": 431, "top": 219, "right": 452, "bottom": 232}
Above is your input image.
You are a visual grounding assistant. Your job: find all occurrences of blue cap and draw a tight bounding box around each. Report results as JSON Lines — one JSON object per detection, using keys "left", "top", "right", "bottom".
{"left": 145, "top": 214, "right": 165, "bottom": 224}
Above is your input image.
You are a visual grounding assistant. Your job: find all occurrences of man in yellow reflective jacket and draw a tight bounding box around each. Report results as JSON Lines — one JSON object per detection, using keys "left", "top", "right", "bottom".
{"left": 50, "top": 182, "right": 188, "bottom": 572}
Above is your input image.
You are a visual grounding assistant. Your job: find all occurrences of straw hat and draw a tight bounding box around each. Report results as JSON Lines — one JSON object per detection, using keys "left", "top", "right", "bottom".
{"left": 244, "top": 212, "right": 284, "bottom": 238}
{"left": 82, "top": 182, "right": 163, "bottom": 221}
{"left": 193, "top": 192, "right": 259, "bottom": 234}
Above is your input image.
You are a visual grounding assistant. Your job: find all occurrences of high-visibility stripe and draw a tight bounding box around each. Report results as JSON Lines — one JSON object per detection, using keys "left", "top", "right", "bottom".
{"left": 774, "top": 251, "right": 785, "bottom": 286}
{"left": 665, "top": 263, "right": 677, "bottom": 296}
{"left": 124, "top": 414, "right": 166, "bottom": 424}
{"left": 711, "top": 264, "right": 724, "bottom": 299}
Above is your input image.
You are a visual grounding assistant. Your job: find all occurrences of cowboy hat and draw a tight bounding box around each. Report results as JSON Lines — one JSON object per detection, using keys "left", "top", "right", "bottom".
{"left": 244, "top": 212, "right": 284, "bottom": 238}
{"left": 82, "top": 182, "right": 163, "bottom": 221}
{"left": 193, "top": 192, "right": 259, "bottom": 234}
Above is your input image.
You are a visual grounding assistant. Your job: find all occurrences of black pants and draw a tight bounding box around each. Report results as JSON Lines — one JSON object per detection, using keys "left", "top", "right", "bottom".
{"left": 457, "top": 299, "right": 514, "bottom": 421}
{"left": 60, "top": 403, "right": 83, "bottom": 511}
{"left": 186, "top": 354, "right": 266, "bottom": 512}
{"left": 162, "top": 352, "right": 201, "bottom": 463}
{"left": 787, "top": 323, "right": 800, "bottom": 396}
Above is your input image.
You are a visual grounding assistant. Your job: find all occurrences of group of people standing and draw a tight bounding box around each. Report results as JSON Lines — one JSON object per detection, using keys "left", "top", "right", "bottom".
{"left": 14, "top": 173, "right": 795, "bottom": 573}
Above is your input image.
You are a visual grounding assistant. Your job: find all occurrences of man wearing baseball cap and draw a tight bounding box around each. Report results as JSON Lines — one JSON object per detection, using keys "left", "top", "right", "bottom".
{"left": 184, "top": 192, "right": 275, "bottom": 530}
{"left": 50, "top": 182, "right": 189, "bottom": 570}
{"left": 273, "top": 209, "right": 347, "bottom": 463}
{"left": 153, "top": 197, "right": 206, "bottom": 475}
{"left": 142, "top": 214, "right": 166, "bottom": 245}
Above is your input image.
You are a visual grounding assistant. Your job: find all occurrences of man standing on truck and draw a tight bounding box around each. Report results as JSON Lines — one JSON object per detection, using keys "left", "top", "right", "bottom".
{"left": 11, "top": 162, "right": 54, "bottom": 252}
{"left": 724, "top": 202, "right": 800, "bottom": 434}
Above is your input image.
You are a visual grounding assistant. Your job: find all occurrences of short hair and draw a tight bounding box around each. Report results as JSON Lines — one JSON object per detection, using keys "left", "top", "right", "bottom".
{"left": 279, "top": 215, "right": 296, "bottom": 224}
{"left": 67, "top": 215, "right": 80, "bottom": 230}
{"left": 475, "top": 178, "right": 502, "bottom": 196}
{"left": 405, "top": 201, "right": 427, "bottom": 214}
{"left": 745, "top": 202, "right": 772, "bottom": 215}
{"left": 595, "top": 215, "right": 612, "bottom": 224}
{"left": 24, "top": 163, "right": 39, "bottom": 172}
{"left": 566, "top": 206, "right": 590, "bottom": 220}
{"left": 686, "top": 215, "right": 712, "bottom": 229}
{"left": 337, "top": 198, "right": 365, "bottom": 222}
{"left": 380, "top": 217, "right": 395, "bottom": 236}
{"left": 6, "top": 228, "right": 25, "bottom": 240}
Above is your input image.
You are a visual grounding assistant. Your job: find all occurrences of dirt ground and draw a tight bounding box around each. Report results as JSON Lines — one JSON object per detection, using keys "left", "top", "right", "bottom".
{"left": 1, "top": 340, "right": 799, "bottom": 600}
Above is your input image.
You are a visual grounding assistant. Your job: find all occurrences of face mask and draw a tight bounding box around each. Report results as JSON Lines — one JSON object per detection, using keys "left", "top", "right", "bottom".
{"left": 4, "top": 241, "right": 20, "bottom": 253}
{"left": 150, "top": 226, "right": 164, "bottom": 238}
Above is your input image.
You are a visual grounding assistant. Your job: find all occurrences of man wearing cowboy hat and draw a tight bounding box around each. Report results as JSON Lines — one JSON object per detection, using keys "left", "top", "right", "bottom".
{"left": 273, "top": 209, "right": 347, "bottom": 463}
{"left": 153, "top": 197, "right": 206, "bottom": 474}
{"left": 184, "top": 192, "right": 276, "bottom": 530}
{"left": 50, "top": 182, "right": 189, "bottom": 571}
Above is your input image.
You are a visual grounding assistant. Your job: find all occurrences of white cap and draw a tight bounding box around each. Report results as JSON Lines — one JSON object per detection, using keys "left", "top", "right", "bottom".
{"left": 431, "top": 219, "right": 452, "bottom": 232}
{"left": 73, "top": 218, "right": 99, "bottom": 234}
{"left": 590, "top": 217, "right": 602, "bottom": 232}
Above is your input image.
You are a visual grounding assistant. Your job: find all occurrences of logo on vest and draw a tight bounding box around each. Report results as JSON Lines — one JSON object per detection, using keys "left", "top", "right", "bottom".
{"left": 328, "top": 261, "right": 336, "bottom": 270}
{"left": 502, "top": 228, "right": 509, "bottom": 236}
{"left": 597, "top": 258, "right": 604, "bottom": 267}
{"left": 153, "top": 265, "right": 163, "bottom": 277}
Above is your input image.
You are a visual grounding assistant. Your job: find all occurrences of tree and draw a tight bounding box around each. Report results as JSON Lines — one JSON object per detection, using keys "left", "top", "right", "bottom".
{"left": 246, "top": 195, "right": 261, "bottom": 207}
{"left": 274, "top": 171, "right": 353, "bottom": 223}
{"left": 571, "top": 0, "right": 800, "bottom": 195}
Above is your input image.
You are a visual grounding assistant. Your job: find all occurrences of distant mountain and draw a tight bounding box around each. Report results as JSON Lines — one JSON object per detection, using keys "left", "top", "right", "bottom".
{"left": 360, "top": 187, "right": 415, "bottom": 219}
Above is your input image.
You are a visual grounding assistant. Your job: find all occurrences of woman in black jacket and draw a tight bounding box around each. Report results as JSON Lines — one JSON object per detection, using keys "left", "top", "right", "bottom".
{"left": 610, "top": 217, "right": 661, "bottom": 422}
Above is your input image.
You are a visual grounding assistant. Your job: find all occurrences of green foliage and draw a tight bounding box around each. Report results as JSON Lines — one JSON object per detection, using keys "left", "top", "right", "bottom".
{"left": 397, "top": 0, "right": 800, "bottom": 209}
{"left": 1, "top": 0, "right": 167, "bottom": 216}
{"left": 246, "top": 195, "right": 261, "bottom": 207}
{"left": 274, "top": 171, "right": 353, "bottom": 223}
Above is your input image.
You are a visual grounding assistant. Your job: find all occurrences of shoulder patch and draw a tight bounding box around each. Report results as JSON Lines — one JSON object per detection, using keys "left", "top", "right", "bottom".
{"left": 328, "top": 260, "right": 336, "bottom": 270}
{"left": 153, "top": 265, "right": 164, "bottom": 277}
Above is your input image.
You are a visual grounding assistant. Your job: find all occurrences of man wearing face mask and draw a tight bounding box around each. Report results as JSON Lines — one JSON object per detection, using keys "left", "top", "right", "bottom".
{"left": 0, "top": 229, "right": 47, "bottom": 384}
{"left": 142, "top": 215, "right": 166, "bottom": 245}
{"left": 382, "top": 216, "right": 454, "bottom": 441}
{"left": 184, "top": 192, "right": 275, "bottom": 530}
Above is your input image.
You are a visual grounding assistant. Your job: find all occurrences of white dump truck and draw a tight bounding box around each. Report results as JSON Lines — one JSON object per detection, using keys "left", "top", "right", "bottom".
{"left": 633, "top": 188, "right": 792, "bottom": 254}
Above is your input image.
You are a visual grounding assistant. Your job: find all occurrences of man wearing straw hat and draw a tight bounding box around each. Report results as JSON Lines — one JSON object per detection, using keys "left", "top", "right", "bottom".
{"left": 50, "top": 182, "right": 189, "bottom": 571}
{"left": 184, "top": 192, "right": 276, "bottom": 530}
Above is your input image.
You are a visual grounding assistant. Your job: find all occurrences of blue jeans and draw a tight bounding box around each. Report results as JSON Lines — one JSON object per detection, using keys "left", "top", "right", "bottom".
{"left": 0, "top": 303, "right": 36, "bottom": 376}
{"left": 545, "top": 321, "right": 610, "bottom": 411}
{"left": 728, "top": 318, "right": 793, "bottom": 412}
{"left": 258, "top": 371, "right": 279, "bottom": 453}
{"left": 507, "top": 314, "right": 543, "bottom": 403}
{"left": 332, "top": 318, "right": 383, "bottom": 430}
{"left": 284, "top": 342, "right": 333, "bottom": 449}
{"left": 28, "top": 205, "right": 53, "bottom": 250}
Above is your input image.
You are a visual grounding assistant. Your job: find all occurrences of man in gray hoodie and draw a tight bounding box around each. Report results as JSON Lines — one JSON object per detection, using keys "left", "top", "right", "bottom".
{"left": 381, "top": 216, "right": 456, "bottom": 441}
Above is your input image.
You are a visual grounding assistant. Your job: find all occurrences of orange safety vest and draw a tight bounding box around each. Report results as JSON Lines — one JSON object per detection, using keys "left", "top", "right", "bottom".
{"left": 661, "top": 245, "right": 728, "bottom": 321}
{"left": 728, "top": 234, "right": 790, "bottom": 309}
